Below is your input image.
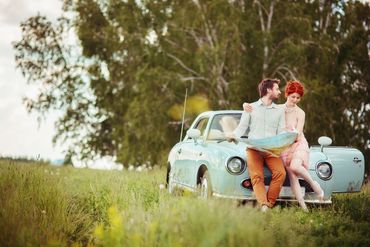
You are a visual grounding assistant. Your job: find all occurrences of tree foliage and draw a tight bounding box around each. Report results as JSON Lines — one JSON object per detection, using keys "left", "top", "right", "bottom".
{"left": 13, "top": 0, "right": 369, "bottom": 170}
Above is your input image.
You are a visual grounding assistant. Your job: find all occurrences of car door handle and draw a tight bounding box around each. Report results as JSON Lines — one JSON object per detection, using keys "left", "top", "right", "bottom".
{"left": 353, "top": 157, "right": 361, "bottom": 164}
{"left": 198, "top": 152, "right": 203, "bottom": 156}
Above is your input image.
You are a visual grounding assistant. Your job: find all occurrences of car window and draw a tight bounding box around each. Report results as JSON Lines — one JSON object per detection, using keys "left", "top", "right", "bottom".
{"left": 208, "top": 114, "right": 246, "bottom": 140}
{"left": 193, "top": 117, "right": 209, "bottom": 138}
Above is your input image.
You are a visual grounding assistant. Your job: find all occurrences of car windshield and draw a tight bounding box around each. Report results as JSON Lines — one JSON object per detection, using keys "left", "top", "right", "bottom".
{"left": 207, "top": 113, "right": 247, "bottom": 140}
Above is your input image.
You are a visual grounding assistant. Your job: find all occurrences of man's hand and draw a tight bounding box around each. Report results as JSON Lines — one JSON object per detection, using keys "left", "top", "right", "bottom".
{"left": 225, "top": 133, "right": 237, "bottom": 143}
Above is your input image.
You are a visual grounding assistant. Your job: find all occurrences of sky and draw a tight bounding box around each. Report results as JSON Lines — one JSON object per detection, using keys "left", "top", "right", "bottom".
{"left": 0, "top": 0, "right": 64, "bottom": 161}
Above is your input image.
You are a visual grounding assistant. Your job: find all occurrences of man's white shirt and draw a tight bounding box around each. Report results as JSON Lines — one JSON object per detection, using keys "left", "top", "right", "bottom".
{"left": 233, "top": 99, "right": 285, "bottom": 139}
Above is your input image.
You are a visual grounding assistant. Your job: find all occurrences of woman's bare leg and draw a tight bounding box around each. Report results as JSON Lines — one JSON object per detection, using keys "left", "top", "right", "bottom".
{"left": 289, "top": 158, "right": 324, "bottom": 200}
{"left": 286, "top": 167, "right": 308, "bottom": 211}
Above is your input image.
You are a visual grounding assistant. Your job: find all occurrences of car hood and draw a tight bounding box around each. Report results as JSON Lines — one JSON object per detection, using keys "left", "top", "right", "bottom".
{"left": 206, "top": 141, "right": 248, "bottom": 160}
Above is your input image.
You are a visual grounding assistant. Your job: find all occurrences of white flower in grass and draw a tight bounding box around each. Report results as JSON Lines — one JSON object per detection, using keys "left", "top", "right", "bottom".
{"left": 159, "top": 184, "right": 165, "bottom": 190}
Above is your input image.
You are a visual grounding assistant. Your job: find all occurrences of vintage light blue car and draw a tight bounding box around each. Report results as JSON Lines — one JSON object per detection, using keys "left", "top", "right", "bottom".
{"left": 167, "top": 110, "right": 365, "bottom": 204}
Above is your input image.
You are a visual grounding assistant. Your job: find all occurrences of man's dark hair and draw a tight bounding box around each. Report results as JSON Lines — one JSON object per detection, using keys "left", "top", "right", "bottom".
{"left": 258, "top": 78, "right": 280, "bottom": 97}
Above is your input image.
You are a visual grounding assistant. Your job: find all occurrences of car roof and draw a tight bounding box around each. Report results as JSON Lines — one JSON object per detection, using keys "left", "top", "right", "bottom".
{"left": 197, "top": 110, "right": 243, "bottom": 118}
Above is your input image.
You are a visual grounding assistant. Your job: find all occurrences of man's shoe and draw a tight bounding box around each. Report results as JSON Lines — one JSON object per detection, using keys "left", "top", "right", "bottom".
{"left": 261, "top": 205, "right": 269, "bottom": 213}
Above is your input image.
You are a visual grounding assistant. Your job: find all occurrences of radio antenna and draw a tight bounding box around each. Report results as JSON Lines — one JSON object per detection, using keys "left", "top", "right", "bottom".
{"left": 179, "top": 88, "right": 188, "bottom": 141}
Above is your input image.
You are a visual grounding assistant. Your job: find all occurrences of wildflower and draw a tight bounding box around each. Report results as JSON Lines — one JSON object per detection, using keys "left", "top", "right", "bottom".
{"left": 108, "top": 206, "right": 123, "bottom": 230}
{"left": 94, "top": 223, "right": 104, "bottom": 239}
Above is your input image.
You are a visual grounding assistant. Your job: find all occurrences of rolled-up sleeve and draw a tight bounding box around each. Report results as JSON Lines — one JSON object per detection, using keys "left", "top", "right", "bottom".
{"left": 233, "top": 112, "right": 251, "bottom": 138}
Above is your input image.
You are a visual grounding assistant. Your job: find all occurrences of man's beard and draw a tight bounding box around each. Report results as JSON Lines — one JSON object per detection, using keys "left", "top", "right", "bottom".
{"left": 269, "top": 94, "right": 280, "bottom": 101}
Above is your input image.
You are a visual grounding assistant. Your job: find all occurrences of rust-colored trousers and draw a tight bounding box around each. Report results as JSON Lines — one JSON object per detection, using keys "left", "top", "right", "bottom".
{"left": 247, "top": 148, "right": 286, "bottom": 208}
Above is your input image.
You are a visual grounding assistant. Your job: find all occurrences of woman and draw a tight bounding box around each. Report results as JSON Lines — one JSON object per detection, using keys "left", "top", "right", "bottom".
{"left": 243, "top": 80, "right": 324, "bottom": 211}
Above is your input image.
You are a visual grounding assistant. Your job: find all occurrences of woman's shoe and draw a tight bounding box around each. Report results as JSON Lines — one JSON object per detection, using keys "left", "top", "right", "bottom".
{"left": 299, "top": 201, "right": 309, "bottom": 212}
{"left": 313, "top": 181, "right": 324, "bottom": 201}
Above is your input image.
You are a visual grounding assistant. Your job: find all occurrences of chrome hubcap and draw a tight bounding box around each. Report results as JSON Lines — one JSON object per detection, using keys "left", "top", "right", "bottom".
{"left": 168, "top": 173, "right": 174, "bottom": 193}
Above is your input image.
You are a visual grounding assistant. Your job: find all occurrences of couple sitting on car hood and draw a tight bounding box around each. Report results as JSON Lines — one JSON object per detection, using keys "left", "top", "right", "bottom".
{"left": 227, "top": 78, "right": 324, "bottom": 212}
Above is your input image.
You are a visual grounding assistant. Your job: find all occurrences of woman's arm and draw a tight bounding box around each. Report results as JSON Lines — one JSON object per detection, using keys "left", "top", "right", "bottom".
{"left": 296, "top": 110, "right": 305, "bottom": 139}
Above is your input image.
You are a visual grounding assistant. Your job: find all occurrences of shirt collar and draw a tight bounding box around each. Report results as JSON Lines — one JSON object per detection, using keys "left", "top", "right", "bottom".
{"left": 257, "top": 98, "right": 278, "bottom": 109}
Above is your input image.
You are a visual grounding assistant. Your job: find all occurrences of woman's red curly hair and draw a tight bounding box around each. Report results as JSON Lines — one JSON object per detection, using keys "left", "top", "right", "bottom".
{"left": 285, "top": 80, "right": 304, "bottom": 97}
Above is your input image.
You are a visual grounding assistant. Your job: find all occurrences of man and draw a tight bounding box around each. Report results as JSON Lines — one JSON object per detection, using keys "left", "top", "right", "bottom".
{"left": 228, "top": 78, "right": 286, "bottom": 212}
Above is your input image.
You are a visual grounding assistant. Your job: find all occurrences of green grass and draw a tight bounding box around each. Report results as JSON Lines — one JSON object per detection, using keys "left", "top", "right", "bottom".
{"left": 0, "top": 160, "right": 369, "bottom": 246}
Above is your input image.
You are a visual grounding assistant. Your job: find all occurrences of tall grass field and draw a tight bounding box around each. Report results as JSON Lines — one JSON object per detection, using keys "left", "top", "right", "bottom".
{"left": 0, "top": 160, "right": 369, "bottom": 246}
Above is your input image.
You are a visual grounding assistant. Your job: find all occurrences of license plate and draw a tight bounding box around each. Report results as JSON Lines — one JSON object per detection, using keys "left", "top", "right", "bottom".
{"left": 277, "top": 186, "right": 305, "bottom": 198}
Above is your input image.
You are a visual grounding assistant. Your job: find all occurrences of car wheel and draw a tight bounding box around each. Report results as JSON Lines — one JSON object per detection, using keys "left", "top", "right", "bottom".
{"left": 166, "top": 164, "right": 170, "bottom": 188}
{"left": 199, "top": 170, "right": 212, "bottom": 199}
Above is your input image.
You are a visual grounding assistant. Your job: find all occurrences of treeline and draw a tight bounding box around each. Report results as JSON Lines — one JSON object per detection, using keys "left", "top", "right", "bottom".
{"left": 13, "top": 0, "right": 369, "bottom": 171}
{"left": 0, "top": 156, "right": 49, "bottom": 164}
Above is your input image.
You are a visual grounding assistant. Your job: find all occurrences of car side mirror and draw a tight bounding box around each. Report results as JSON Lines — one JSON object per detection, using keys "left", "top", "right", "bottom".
{"left": 318, "top": 136, "right": 332, "bottom": 152}
{"left": 187, "top": 129, "right": 201, "bottom": 141}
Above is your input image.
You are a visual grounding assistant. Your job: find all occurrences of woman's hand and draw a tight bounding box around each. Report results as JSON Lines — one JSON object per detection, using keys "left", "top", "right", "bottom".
{"left": 243, "top": 103, "right": 253, "bottom": 113}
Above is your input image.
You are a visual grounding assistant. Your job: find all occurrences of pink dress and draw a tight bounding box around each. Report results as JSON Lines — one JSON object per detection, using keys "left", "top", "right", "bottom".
{"left": 280, "top": 106, "right": 310, "bottom": 170}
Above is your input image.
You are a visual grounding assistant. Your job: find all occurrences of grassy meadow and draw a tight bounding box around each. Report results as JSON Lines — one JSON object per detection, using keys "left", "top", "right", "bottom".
{"left": 0, "top": 160, "right": 369, "bottom": 247}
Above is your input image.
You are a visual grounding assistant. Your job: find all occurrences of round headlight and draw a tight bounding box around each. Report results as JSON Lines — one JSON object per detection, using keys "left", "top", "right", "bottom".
{"left": 316, "top": 162, "right": 333, "bottom": 180}
{"left": 226, "top": 157, "right": 246, "bottom": 175}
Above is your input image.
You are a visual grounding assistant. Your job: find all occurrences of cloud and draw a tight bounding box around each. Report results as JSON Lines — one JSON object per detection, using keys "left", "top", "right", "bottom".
{"left": 0, "top": 0, "right": 30, "bottom": 26}
{"left": 0, "top": 0, "right": 62, "bottom": 26}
